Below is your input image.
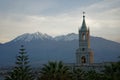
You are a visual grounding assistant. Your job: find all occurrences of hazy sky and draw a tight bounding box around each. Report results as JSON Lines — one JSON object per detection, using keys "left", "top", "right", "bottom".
{"left": 0, "top": 0, "right": 120, "bottom": 43}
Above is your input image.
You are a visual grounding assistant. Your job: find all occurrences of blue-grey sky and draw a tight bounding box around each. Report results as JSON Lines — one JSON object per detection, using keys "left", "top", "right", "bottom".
{"left": 0, "top": 0, "right": 120, "bottom": 43}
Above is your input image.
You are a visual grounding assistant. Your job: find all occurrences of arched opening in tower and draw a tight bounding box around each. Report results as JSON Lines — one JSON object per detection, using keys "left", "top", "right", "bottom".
{"left": 81, "top": 56, "right": 86, "bottom": 63}
{"left": 82, "top": 33, "right": 86, "bottom": 40}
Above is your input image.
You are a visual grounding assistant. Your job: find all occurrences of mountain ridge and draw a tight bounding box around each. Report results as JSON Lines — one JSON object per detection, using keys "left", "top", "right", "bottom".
{"left": 2, "top": 32, "right": 120, "bottom": 44}
{"left": 5, "top": 32, "right": 120, "bottom": 43}
{"left": 0, "top": 32, "right": 120, "bottom": 67}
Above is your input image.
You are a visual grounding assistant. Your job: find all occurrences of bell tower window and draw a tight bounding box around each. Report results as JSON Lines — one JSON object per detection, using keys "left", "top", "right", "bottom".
{"left": 82, "top": 33, "right": 86, "bottom": 40}
{"left": 82, "top": 48, "right": 85, "bottom": 51}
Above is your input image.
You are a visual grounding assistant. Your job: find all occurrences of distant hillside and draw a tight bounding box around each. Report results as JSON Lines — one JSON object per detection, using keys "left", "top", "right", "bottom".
{"left": 0, "top": 32, "right": 120, "bottom": 67}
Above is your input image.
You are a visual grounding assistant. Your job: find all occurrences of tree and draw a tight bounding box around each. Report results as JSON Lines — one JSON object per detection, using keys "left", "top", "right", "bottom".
{"left": 103, "top": 61, "right": 120, "bottom": 80}
{"left": 38, "top": 61, "right": 72, "bottom": 80}
{"left": 101, "top": 57, "right": 120, "bottom": 80}
{"left": 5, "top": 45, "right": 34, "bottom": 80}
{"left": 72, "top": 68, "right": 85, "bottom": 80}
{"left": 84, "top": 70, "right": 104, "bottom": 80}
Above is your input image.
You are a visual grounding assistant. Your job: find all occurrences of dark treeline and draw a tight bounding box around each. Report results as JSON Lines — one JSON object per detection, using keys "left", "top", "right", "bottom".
{"left": 4, "top": 45, "right": 120, "bottom": 80}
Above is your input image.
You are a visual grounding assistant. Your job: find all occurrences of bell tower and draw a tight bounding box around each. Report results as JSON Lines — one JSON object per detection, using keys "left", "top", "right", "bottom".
{"left": 76, "top": 12, "right": 94, "bottom": 64}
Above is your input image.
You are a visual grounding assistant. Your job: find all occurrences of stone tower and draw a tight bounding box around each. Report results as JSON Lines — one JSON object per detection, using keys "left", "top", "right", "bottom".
{"left": 76, "top": 12, "right": 94, "bottom": 64}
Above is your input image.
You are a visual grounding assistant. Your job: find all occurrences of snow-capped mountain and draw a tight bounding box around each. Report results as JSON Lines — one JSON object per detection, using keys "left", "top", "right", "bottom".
{"left": 54, "top": 33, "right": 78, "bottom": 41}
{"left": 12, "top": 32, "right": 53, "bottom": 42}
{"left": 0, "top": 32, "right": 120, "bottom": 67}
{"left": 12, "top": 32, "right": 78, "bottom": 43}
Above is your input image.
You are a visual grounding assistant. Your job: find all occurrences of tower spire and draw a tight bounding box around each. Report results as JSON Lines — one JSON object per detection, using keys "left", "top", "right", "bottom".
{"left": 80, "top": 12, "right": 87, "bottom": 31}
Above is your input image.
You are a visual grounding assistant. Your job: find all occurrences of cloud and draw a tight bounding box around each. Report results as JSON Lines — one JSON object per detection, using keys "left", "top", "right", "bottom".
{"left": 0, "top": 0, "right": 120, "bottom": 43}
{"left": 0, "top": 0, "right": 103, "bottom": 16}
{"left": 0, "top": 0, "right": 56, "bottom": 16}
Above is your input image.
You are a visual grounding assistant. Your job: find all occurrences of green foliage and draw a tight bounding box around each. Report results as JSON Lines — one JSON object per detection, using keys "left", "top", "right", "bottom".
{"left": 72, "top": 68, "right": 85, "bottom": 80}
{"left": 38, "top": 61, "right": 72, "bottom": 80}
{"left": 103, "top": 61, "right": 120, "bottom": 80}
{"left": 85, "top": 70, "right": 104, "bottom": 80}
{"left": 5, "top": 45, "right": 34, "bottom": 80}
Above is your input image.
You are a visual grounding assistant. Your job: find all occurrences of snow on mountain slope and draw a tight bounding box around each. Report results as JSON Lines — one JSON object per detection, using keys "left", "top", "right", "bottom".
{"left": 12, "top": 32, "right": 53, "bottom": 42}
{"left": 54, "top": 33, "right": 78, "bottom": 41}
{"left": 12, "top": 32, "right": 78, "bottom": 43}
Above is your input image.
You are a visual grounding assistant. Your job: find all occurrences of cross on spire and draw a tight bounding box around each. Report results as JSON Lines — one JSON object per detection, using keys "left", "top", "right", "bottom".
{"left": 83, "top": 12, "right": 85, "bottom": 16}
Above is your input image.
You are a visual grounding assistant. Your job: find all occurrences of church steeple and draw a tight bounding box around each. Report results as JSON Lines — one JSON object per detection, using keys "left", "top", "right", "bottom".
{"left": 76, "top": 12, "right": 94, "bottom": 65}
{"left": 80, "top": 12, "right": 87, "bottom": 31}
